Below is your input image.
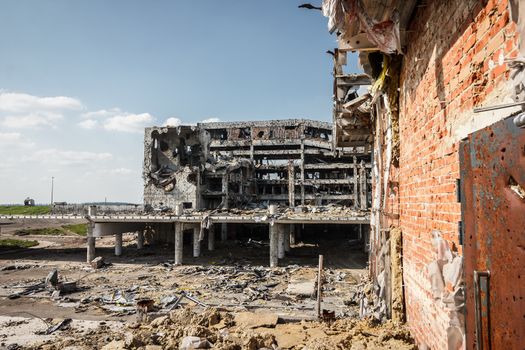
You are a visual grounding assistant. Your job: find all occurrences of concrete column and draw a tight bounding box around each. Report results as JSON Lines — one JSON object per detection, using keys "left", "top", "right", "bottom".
{"left": 277, "top": 225, "right": 285, "bottom": 259}
{"left": 208, "top": 224, "right": 215, "bottom": 251}
{"left": 221, "top": 223, "right": 227, "bottom": 241}
{"left": 358, "top": 224, "right": 363, "bottom": 241}
{"left": 87, "top": 205, "right": 97, "bottom": 263}
{"left": 353, "top": 155, "right": 359, "bottom": 210}
{"left": 174, "top": 222, "right": 183, "bottom": 265}
{"left": 222, "top": 172, "right": 229, "bottom": 210}
{"left": 269, "top": 224, "right": 278, "bottom": 268}
{"left": 193, "top": 227, "right": 200, "bottom": 258}
{"left": 115, "top": 233, "right": 123, "bottom": 256}
{"left": 290, "top": 224, "right": 296, "bottom": 246}
{"left": 288, "top": 160, "right": 295, "bottom": 208}
{"left": 284, "top": 225, "right": 291, "bottom": 253}
{"left": 87, "top": 237, "right": 95, "bottom": 263}
{"left": 137, "top": 231, "right": 144, "bottom": 249}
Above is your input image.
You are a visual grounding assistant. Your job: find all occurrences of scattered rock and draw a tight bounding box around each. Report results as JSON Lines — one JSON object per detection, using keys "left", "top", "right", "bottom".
{"left": 100, "top": 340, "right": 126, "bottom": 350}
{"left": 90, "top": 256, "right": 105, "bottom": 269}
{"left": 180, "top": 336, "right": 212, "bottom": 349}
{"left": 234, "top": 312, "right": 278, "bottom": 329}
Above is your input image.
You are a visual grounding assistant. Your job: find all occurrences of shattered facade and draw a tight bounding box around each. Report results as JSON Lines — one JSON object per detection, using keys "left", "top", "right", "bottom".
{"left": 143, "top": 119, "right": 372, "bottom": 212}
{"left": 322, "top": 0, "right": 524, "bottom": 349}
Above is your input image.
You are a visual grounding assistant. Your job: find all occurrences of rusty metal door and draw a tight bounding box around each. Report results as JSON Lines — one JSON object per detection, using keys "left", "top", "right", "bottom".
{"left": 460, "top": 116, "right": 525, "bottom": 350}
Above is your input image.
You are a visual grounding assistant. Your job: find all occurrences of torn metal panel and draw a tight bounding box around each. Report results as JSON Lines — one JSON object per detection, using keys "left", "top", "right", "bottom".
{"left": 460, "top": 116, "right": 525, "bottom": 349}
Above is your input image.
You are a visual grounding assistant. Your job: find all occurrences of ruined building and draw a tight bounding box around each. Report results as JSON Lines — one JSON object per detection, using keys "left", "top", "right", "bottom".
{"left": 143, "top": 119, "right": 371, "bottom": 212}
{"left": 320, "top": 0, "right": 525, "bottom": 348}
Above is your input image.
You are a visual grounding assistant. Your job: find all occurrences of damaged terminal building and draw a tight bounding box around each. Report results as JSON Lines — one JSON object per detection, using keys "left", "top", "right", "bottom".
{"left": 143, "top": 119, "right": 371, "bottom": 211}
{"left": 141, "top": 118, "right": 373, "bottom": 267}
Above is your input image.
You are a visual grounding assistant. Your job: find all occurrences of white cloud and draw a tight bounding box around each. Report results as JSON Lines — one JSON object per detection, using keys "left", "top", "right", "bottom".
{"left": 1, "top": 112, "right": 62, "bottom": 128}
{"left": 164, "top": 117, "right": 182, "bottom": 127}
{"left": 0, "top": 92, "right": 84, "bottom": 129}
{"left": 80, "top": 108, "right": 155, "bottom": 133}
{"left": 0, "top": 132, "right": 35, "bottom": 149}
{"left": 20, "top": 149, "right": 112, "bottom": 166}
{"left": 0, "top": 92, "right": 83, "bottom": 113}
{"left": 81, "top": 108, "right": 122, "bottom": 119}
{"left": 0, "top": 132, "right": 21, "bottom": 143}
{"left": 104, "top": 112, "right": 154, "bottom": 133}
{"left": 78, "top": 119, "right": 99, "bottom": 129}
{"left": 201, "top": 117, "right": 220, "bottom": 123}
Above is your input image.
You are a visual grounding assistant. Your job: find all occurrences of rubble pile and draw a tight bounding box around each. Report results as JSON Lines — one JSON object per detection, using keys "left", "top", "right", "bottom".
{"left": 342, "top": 276, "right": 388, "bottom": 322}
{"left": 180, "top": 265, "right": 295, "bottom": 302}
{"left": 28, "top": 307, "right": 416, "bottom": 350}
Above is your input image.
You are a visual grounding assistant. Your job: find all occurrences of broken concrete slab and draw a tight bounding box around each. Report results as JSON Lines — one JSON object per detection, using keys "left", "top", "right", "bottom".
{"left": 90, "top": 256, "right": 105, "bottom": 269}
{"left": 286, "top": 280, "right": 316, "bottom": 297}
{"left": 234, "top": 312, "right": 278, "bottom": 329}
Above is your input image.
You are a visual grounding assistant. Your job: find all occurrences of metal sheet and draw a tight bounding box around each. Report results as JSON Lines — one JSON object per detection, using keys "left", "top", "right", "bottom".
{"left": 460, "top": 116, "right": 525, "bottom": 349}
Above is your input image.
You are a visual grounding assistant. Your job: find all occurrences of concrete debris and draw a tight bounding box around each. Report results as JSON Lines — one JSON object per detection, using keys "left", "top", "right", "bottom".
{"left": 338, "top": 276, "right": 389, "bottom": 322}
{"left": 180, "top": 336, "right": 212, "bottom": 349}
{"left": 286, "top": 280, "right": 316, "bottom": 297}
{"left": 0, "top": 264, "right": 32, "bottom": 271}
{"left": 26, "top": 307, "right": 415, "bottom": 350}
{"left": 234, "top": 312, "right": 279, "bottom": 329}
{"left": 178, "top": 265, "right": 290, "bottom": 302}
{"left": 45, "top": 269, "right": 59, "bottom": 288}
{"left": 90, "top": 256, "right": 106, "bottom": 269}
{"left": 37, "top": 318, "right": 72, "bottom": 335}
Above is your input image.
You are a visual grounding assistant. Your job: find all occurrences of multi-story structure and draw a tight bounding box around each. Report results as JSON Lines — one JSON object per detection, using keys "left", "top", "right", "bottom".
{"left": 143, "top": 119, "right": 372, "bottom": 212}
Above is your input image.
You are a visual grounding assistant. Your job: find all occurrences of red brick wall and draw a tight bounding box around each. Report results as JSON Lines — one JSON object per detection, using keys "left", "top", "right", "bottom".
{"left": 395, "top": 0, "right": 519, "bottom": 348}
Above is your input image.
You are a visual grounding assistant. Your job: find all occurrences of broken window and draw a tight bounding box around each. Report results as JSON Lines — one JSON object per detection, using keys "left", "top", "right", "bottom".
{"left": 238, "top": 127, "right": 251, "bottom": 139}
{"left": 160, "top": 140, "right": 169, "bottom": 152}
{"left": 210, "top": 129, "right": 228, "bottom": 141}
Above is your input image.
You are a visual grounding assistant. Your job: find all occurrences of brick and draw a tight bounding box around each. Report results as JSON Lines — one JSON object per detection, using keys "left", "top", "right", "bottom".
{"left": 391, "top": 0, "right": 519, "bottom": 348}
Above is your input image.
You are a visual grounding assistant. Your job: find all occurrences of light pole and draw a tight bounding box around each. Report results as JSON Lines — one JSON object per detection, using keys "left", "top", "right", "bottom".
{"left": 51, "top": 177, "right": 54, "bottom": 205}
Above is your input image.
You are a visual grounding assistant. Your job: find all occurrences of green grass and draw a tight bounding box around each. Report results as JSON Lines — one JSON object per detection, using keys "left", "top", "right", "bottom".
{"left": 0, "top": 239, "right": 39, "bottom": 249}
{"left": 15, "top": 227, "right": 67, "bottom": 236}
{"left": 15, "top": 223, "right": 87, "bottom": 236}
{"left": 0, "top": 205, "right": 51, "bottom": 215}
{"left": 62, "top": 223, "right": 87, "bottom": 236}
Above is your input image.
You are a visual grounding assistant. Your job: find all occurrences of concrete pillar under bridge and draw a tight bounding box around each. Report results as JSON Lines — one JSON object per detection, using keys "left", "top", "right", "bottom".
{"left": 174, "top": 222, "right": 183, "bottom": 265}
{"left": 277, "top": 224, "right": 285, "bottom": 259}
{"left": 269, "top": 223, "right": 278, "bottom": 268}
{"left": 115, "top": 233, "right": 123, "bottom": 256}
{"left": 137, "top": 230, "right": 144, "bottom": 249}
{"left": 87, "top": 237, "right": 95, "bottom": 263}
{"left": 193, "top": 226, "right": 201, "bottom": 258}
{"left": 86, "top": 221, "right": 147, "bottom": 262}
{"left": 86, "top": 206, "right": 97, "bottom": 263}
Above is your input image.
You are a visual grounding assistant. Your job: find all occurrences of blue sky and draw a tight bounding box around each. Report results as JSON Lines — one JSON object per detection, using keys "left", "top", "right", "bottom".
{"left": 0, "top": 0, "right": 359, "bottom": 204}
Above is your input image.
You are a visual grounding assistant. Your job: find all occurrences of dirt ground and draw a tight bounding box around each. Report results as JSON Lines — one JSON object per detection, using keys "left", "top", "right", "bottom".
{"left": 0, "top": 220, "right": 415, "bottom": 349}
